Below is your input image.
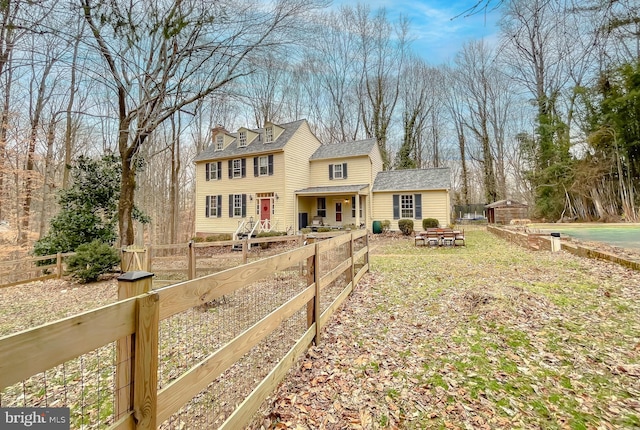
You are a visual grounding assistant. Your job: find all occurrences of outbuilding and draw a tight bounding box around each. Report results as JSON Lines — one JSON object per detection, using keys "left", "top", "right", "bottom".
{"left": 485, "top": 199, "right": 529, "bottom": 224}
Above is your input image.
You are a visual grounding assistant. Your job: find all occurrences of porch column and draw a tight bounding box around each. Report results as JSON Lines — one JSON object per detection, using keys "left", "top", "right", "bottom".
{"left": 355, "top": 194, "right": 361, "bottom": 228}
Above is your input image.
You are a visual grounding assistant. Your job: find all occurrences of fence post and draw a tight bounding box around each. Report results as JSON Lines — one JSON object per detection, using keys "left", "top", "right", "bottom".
{"left": 133, "top": 291, "right": 159, "bottom": 429}
{"left": 348, "top": 231, "right": 355, "bottom": 287}
{"left": 188, "top": 241, "right": 196, "bottom": 280}
{"left": 305, "top": 236, "right": 317, "bottom": 341}
{"left": 364, "top": 232, "right": 369, "bottom": 267}
{"left": 242, "top": 238, "right": 248, "bottom": 265}
{"left": 56, "top": 252, "right": 62, "bottom": 279}
{"left": 146, "top": 245, "right": 152, "bottom": 272}
{"left": 115, "top": 271, "right": 154, "bottom": 421}
{"left": 298, "top": 234, "right": 304, "bottom": 275}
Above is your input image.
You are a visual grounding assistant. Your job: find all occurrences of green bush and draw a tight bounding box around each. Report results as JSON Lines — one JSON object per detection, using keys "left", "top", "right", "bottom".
{"left": 191, "top": 236, "right": 205, "bottom": 243}
{"left": 256, "top": 231, "right": 286, "bottom": 238}
{"left": 398, "top": 219, "right": 414, "bottom": 236}
{"left": 205, "top": 234, "right": 232, "bottom": 242}
{"left": 381, "top": 220, "right": 391, "bottom": 232}
{"left": 66, "top": 240, "right": 120, "bottom": 283}
{"left": 300, "top": 228, "right": 312, "bottom": 234}
{"left": 422, "top": 218, "right": 439, "bottom": 230}
{"left": 317, "top": 227, "right": 332, "bottom": 233}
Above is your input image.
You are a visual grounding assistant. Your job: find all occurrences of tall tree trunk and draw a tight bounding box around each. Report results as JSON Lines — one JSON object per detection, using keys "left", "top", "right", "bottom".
{"left": 38, "top": 119, "right": 56, "bottom": 238}
{"left": 63, "top": 32, "right": 81, "bottom": 190}
{"left": 169, "top": 114, "right": 181, "bottom": 244}
{"left": 23, "top": 57, "right": 55, "bottom": 232}
{"left": 0, "top": 65, "right": 11, "bottom": 222}
{"left": 458, "top": 128, "right": 469, "bottom": 205}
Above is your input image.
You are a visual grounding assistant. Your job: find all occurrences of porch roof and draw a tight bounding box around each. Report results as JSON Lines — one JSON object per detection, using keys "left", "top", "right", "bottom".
{"left": 295, "top": 184, "right": 369, "bottom": 195}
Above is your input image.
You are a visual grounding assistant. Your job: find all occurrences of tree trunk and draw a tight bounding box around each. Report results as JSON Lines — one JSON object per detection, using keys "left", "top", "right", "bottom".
{"left": 38, "top": 120, "right": 56, "bottom": 239}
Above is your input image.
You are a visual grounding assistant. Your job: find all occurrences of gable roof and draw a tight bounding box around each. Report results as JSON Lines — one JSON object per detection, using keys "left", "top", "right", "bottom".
{"left": 310, "top": 138, "right": 377, "bottom": 160}
{"left": 485, "top": 199, "right": 528, "bottom": 208}
{"left": 194, "top": 119, "right": 307, "bottom": 162}
{"left": 372, "top": 168, "right": 451, "bottom": 192}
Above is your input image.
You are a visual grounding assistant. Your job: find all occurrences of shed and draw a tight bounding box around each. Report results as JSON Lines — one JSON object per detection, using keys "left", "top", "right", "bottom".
{"left": 485, "top": 199, "right": 529, "bottom": 224}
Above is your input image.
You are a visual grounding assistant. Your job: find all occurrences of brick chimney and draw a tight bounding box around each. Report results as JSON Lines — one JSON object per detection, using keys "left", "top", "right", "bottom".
{"left": 211, "top": 124, "right": 228, "bottom": 137}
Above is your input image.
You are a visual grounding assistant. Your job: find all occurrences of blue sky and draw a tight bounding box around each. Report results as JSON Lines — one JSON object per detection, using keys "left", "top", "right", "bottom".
{"left": 332, "top": 0, "right": 502, "bottom": 64}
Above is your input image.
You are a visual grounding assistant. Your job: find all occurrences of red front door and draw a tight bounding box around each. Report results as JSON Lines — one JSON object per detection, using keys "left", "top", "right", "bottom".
{"left": 260, "top": 199, "right": 271, "bottom": 222}
{"left": 335, "top": 202, "right": 342, "bottom": 222}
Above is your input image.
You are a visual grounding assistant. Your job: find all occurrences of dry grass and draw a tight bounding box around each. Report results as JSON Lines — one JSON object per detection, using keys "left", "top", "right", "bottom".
{"left": 262, "top": 229, "right": 640, "bottom": 429}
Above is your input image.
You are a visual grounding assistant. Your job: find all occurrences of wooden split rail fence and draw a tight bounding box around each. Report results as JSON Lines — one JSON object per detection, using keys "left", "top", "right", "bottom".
{"left": 0, "top": 230, "right": 369, "bottom": 429}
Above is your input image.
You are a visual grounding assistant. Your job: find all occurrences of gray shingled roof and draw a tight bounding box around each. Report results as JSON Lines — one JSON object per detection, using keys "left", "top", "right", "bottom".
{"left": 372, "top": 168, "right": 451, "bottom": 191}
{"left": 310, "top": 138, "right": 377, "bottom": 160}
{"left": 193, "top": 119, "right": 307, "bottom": 162}
{"left": 295, "top": 184, "right": 369, "bottom": 194}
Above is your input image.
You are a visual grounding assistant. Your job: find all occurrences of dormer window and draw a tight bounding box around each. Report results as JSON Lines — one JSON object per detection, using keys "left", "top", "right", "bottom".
{"left": 265, "top": 126, "right": 273, "bottom": 143}
{"left": 215, "top": 135, "right": 224, "bottom": 151}
{"left": 238, "top": 131, "right": 247, "bottom": 147}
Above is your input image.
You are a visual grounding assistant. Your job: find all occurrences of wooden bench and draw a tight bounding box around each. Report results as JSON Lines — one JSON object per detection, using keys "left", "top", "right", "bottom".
{"left": 415, "top": 228, "right": 465, "bottom": 246}
{"left": 415, "top": 229, "right": 441, "bottom": 246}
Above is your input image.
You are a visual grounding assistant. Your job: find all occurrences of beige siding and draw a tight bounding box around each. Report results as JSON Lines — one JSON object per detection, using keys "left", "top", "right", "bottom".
{"left": 195, "top": 152, "right": 287, "bottom": 234}
{"left": 372, "top": 190, "right": 450, "bottom": 231}
{"left": 309, "top": 156, "right": 372, "bottom": 187}
{"left": 283, "top": 122, "right": 321, "bottom": 231}
{"left": 369, "top": 146, "right": 384, "bottom": 181}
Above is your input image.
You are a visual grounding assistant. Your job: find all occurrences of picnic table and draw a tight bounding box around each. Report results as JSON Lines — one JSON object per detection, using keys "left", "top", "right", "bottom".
{"left": 415, "top": 228, "right": 465, "bottom": 247}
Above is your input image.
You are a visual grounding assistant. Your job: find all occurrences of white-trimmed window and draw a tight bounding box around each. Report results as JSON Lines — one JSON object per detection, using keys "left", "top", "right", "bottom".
{"left": 259, "top": 156, "right": 268, "bottom": 176}
{"left": 233, "top": 194, "right": 242, "bottom": 217}
{"left": 401, "top": 194, "right": 414, "bottom": 218}
{"left": 334, "top": 164, "right": 343, "bottom": 179}
{"left": 329, "top": 163, "right": 347, "bottom": 180}
{"left": 233, "top": 159, "right": 242, "bottom": 178}
{"left": 205, "top": 195, "right": 221, "bottom": 218}
{"left": 317, "top": 197, "right": 326, "bottom": 217}
{"left": 206, "top": 162, "right": 220, "bottom": 181}
{"left": 238, "top": 131, "right": 247, "bottom": 147}
{"left": 265, "top": 126, "right": 273, "bottom": 143}
{"left": 215, "top": 135, "right": 224, "bottom": 151}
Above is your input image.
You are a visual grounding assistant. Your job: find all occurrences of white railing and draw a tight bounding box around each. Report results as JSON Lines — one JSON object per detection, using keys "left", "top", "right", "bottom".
{"left": 260, "top": 219, "right": 272, "bottom": 232}
{"left": 233, "top": 220, "right": 246, "bottom": 241}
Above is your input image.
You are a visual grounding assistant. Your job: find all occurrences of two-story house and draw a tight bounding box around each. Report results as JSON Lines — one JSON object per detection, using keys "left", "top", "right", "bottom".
{"left": 194, "top": 119, "right": 451, "bottom": 238}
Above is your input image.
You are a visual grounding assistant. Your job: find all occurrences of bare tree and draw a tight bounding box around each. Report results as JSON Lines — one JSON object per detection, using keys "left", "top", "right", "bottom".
{"left": 442, "top": 65, "right": 471, "bottom": 205}
{"left": 455, "top": 40, "right": 499, "bottom": 203}
{"left": 356, "top": 5, "right": 409, "bottom": 170}
{"left": 398, "top": 56, "right": 437, "bottom": 169}
{"left": 79, "top": 0, "right": 326, "bottom": 246}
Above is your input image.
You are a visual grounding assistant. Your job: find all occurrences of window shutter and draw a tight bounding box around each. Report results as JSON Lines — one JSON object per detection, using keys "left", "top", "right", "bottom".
{"left": 205, "top": 195, "right": 210, "bottom": 217}
{"left": 415, "top": 194, "right": 422, "bottom": 219}
{"left": 342, "top": 163, "right": 348, "bottom": 179}
{"left": 229, "top": 194, "right": 233, "bottom": 217}
{"left": 241, "top": 194, "right": 247, "bottom": 217}
{"left": 393, "top": 195, "right": 400, "bottom": 220}
{"left": 217, "top": 162, "right": 222, "bottom": 180}
{"left": 329, "top": 164, "right": 333, "bottom": 180}
{"left": 228, "top": 160, "right": 232, "bottom": 179}
{"left": 205, "top": 163, "right": 210, "bottom": 181}
{"left": 268, "top": 154, "right": 274, "bottom": 175}
{"left": 241, "top": 158, "right": 246, "bottom": 177}
{"left": 217, "top": 195, "right": 222, "bottom": 217}
{"left": 254, "top": 157, "right": 259, "bottom": 177}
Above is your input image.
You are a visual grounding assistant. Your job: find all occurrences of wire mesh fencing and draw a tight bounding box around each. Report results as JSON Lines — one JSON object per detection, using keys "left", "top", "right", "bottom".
{"left": 0, "top": 230, "right": 369, "bottom": 429}
{"left": 1, "top": 343, "right": 119, "bottom": 428}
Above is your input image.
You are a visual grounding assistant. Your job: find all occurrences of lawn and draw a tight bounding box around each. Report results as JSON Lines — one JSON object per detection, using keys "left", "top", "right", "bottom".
{"left": 264, "top": 229, "right": 640, "bottom": 429}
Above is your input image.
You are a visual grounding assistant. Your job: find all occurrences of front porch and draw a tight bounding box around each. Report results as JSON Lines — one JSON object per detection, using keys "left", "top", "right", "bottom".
{"left": 295, "top": 184, "right": 369, "bottom": 232}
